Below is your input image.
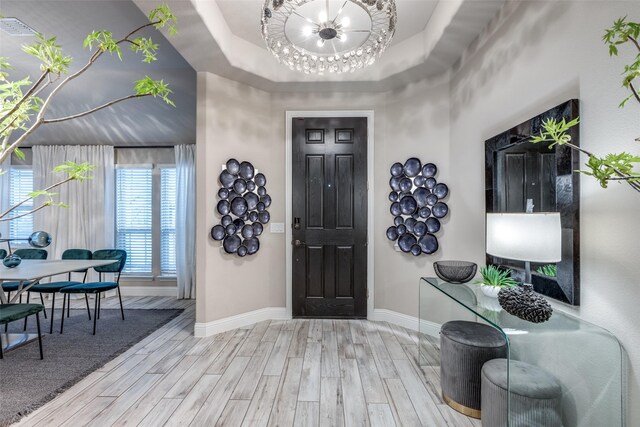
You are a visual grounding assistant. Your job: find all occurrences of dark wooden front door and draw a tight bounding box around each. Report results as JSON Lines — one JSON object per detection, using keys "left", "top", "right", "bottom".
{"left": 292, "top": 117, "right": 368, "bottom": 318}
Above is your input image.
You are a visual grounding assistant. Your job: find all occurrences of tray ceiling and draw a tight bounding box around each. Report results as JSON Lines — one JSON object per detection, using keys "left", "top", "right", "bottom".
{"left": 133, "top": 0, "right": 507, "bottom": 91}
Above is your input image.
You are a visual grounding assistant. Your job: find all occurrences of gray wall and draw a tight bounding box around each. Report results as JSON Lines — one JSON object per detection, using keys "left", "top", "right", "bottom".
{"left": 449, "top": 1, "right": 640, "bottom": 424}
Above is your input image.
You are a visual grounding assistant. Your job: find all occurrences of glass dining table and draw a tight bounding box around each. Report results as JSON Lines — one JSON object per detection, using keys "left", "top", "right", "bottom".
{"left": 0, "top": 259, "right": 117, "bottom": 352}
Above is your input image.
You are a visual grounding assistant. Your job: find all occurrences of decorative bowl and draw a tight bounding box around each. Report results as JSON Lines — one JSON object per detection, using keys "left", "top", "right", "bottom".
{"left": 433, "top": 260, "right": 477, "bottom": 284}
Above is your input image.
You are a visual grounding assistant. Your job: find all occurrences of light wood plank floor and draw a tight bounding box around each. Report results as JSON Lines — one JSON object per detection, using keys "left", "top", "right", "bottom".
{"left": 13, "top": 297, "right": 480, "bottom": 427}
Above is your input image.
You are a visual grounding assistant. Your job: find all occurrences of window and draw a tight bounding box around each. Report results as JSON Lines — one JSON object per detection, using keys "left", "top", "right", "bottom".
{"left": 115, "top": 164, "right": 177, "bottom": 277}
{"left": 160, "top": 167, "right": 177, "bottom": 276}
{"left": 8, "top": 167, "right": 34, "bottom": 239}
{"left": 116, "top": 167, "right": 153, "bottom": 274}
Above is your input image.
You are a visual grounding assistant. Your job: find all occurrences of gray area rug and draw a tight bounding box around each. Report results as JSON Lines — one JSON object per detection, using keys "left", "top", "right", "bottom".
{"left": 0, "top": 307, "right": 183, "bottom": 426}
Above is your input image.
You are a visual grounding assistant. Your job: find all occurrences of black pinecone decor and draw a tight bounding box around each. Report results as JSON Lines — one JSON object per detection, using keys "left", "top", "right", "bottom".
{"left": 498, "top": 284, "right": 553, "bottom": 323}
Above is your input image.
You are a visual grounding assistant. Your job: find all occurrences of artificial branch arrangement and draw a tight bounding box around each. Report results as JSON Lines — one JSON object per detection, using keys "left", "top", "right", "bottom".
{"left": 0, "top": 3, "right": 177, "bottom": 223}
{"left": 531, "top": 17, "right": 640, "bottom": 193}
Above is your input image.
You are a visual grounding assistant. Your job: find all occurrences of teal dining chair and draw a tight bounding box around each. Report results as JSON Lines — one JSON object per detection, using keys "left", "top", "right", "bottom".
{"left": 60, "top": 249, "right": 126, "bottom": 335}
{"left": 0, "top": 303, "right": 45, "bottom": 359}
{"left": 2, "top": 249, "right": 48, "bottom": 330}
{"left": 27, "top": 249, "right": 93, "bottom": 334}
{"left": 0, "top": 249, "right": 6, "bottom": 259}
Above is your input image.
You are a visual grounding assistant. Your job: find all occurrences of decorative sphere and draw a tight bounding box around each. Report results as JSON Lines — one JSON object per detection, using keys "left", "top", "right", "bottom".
{"left": 210, "top": 225, "right": 226, "bottom": 241}
{"left": 3, "top": 254, "right": 22, "bottom": 268}
{"left": 226, "top": 159, "right": 240, "bottom": 175}
{"left": 28, "top": 231, "right": 52, "bottom": 248}
{"left": 254, "top": 173, "right": 267, "bottom": 187}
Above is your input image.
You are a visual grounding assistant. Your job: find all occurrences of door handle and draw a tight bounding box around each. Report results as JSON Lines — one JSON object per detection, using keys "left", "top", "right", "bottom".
{"left": 293, "top": 217, "right": 301, "bottom": 230}
{"left": 292, "top": 239, "right": 306, "bottom": 247}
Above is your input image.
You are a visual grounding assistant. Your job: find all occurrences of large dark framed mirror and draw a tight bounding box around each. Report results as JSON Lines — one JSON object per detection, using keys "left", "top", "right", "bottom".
{"left": 485, "top": 100, "right": 580, "bottom": 305}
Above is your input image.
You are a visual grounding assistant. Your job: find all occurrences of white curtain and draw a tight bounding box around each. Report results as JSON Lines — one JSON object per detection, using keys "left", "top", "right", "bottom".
{"left": 32, "top": 146, "right": 114, "bottom": 279}
{"left": 175, "top": 144, "right": 196, "bottom": 299}
{"left": 0, "top": 158, "right": 10, "bottom": 240}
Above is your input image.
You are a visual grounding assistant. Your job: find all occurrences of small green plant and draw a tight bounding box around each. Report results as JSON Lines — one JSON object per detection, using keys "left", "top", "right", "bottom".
{"left": 477, "top": 265, "right": 518, "bottom": 288}
{"left": 536, "top": 264, "right": 558, "bottom": 278}
{"left": 531, "top": 16, "right": 640, "bottom": 193}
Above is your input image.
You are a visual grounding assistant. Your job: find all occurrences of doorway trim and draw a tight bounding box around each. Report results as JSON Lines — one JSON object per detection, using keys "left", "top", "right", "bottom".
{"left": 285, "top": 110, "right": 375, "bottom": 319}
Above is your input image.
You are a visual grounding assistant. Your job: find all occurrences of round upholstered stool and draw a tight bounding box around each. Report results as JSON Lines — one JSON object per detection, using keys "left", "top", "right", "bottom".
{"left": 440, "top": 320, "right": 507, "bottom": 418}
{"left": 481, "top": 358, "right": 562, "bottom": 427}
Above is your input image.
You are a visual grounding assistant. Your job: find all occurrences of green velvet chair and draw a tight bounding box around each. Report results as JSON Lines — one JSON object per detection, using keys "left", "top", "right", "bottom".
{"left": 60, "top": 249, "right": 126, "bottom": 335}
{"left": 2, "top": 249, "right": 49, "bottom": 322}
{"left": 27, "top": 249, "right": 93, "bottom": 334}
{"left": 0, "top": 303, "right": 44, "bottom": 359}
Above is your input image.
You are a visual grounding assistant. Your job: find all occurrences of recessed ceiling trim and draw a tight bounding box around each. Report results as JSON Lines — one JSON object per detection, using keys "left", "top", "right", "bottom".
{"left": 133, "top": 0, "right": 507, "bottom": 90}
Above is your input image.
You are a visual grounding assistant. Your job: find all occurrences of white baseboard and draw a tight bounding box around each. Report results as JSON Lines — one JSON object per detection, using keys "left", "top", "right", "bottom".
{"left": 194, "top": 307, "right": 290, "bottom": 337}
{"left": 119, "top": 286, "right": 177, "bottom": 297}
{"left": 370, "top": 308, "right": 441, "bottom": 338}
{"left": 192, "top": 307, "right": 438, "bottom": 339}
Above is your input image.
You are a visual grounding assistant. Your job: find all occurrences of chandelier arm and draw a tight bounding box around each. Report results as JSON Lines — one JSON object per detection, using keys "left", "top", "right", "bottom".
{"left": 331, "top": 1, "right": 349, "bottom": 25}
{"left": 344, "top": 29, "right": 371, "bottom": 33}
{"left": 292, "top": 10, "right": 319, "bottom": 26}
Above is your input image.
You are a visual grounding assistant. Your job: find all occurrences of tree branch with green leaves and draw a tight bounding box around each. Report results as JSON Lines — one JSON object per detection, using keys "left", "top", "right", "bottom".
{"left": 531, "top": 16, "right": 640, "bottom": 194}
{"left": 0, "top": 3, "right": 176, "bottom": 223}
{"left": 0, "top": 3, "right": 177, "bottom": 165}
{"left": 0, "top": 162, "right": 95, "bottom": 222}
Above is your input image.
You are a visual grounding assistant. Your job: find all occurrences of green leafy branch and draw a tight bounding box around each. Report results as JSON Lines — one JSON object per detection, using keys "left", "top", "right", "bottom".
{"left": 0, "top": 3, "right": 176, "bottom": 221}
{"left": 0, "top": 162, "right": 95, "bottom": 222}
{"left": 42, "top": 76, "right": 174, "bottom": 124}
{"left": 0, "top": 3, "right": 177, "bottom": 165}
{"left": 603, "top": 16, "right": 640, "bottom": 107}
{"left": 531, "top": 117, "right": 640, "bottom": 192}
{"left": 530, "top": 117, "right": 580, "bottom": 149}
{"left": 0, "top": 57, "right": 12, "bottom": 81}
{"left": 22, "top": 35, "right": 72, "bottom": 75}
{"left": 531, "top": 17, "right": 640, "bottom": 194}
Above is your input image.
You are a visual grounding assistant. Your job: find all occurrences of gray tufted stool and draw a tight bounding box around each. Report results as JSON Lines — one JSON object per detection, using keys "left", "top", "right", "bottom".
{"left": 440, "top": 320, "right": 507, "bottom": 418}
{"left": 481, "top": 358, "right": 562, "bottom": 427}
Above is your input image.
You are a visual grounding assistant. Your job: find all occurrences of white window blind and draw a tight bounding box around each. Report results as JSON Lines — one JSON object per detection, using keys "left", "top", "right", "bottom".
{"left": 160, "top": 167, "right": 177, "bottom": 276}
{"left": 8, "top": 168, "right": 34, "bottom": 240}
{"left": 116, "top": 167, "right": 152, "bottom": 274}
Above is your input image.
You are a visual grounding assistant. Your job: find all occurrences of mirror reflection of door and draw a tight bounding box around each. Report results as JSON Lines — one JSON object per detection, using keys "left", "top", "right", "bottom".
{"left": 291, "top": 117, "right": 368, "bottom": 318}
{"left": 496, "top": 141, "right": 557, "bottom": 213}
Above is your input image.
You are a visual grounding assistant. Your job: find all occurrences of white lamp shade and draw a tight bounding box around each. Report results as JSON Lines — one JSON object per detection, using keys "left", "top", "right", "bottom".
{"left": 486, "top": 213, "right": 562, "bottom": 263}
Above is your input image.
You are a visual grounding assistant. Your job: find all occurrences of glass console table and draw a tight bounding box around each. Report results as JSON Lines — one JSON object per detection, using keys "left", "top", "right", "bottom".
{"left": 419, "top": 277, "right": 624, "bottom": 427}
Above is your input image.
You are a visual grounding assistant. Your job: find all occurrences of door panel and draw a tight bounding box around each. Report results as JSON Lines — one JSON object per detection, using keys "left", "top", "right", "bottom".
{"left": 292, "top": 117, "right": 367, "bottom": 318}
{"left": 336, "top": 246, "right": 354, "bottom": 298}
{"left": 306, "top": 155, "right": 325, "bottom": 228}
{"left": 335, "top": 155, "right": 354, "bottom": 229}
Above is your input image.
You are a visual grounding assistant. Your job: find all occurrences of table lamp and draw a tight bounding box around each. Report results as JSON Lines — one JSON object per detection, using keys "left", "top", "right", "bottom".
{"left": 486, "top": 213, "right": 561, "bottom": 284}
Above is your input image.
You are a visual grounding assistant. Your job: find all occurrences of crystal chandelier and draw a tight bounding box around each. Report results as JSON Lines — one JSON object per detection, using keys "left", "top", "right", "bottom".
{"left": 261, "top": 0, "right": 397, "bottom": 74}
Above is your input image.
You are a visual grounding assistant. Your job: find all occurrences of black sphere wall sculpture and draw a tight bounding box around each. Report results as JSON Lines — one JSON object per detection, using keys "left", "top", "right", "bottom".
{"left": 210, "top": 159, "right": 271, "bottom": 257}
{"left": 386, "top": 158, "right": 449, "bottom": 256}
